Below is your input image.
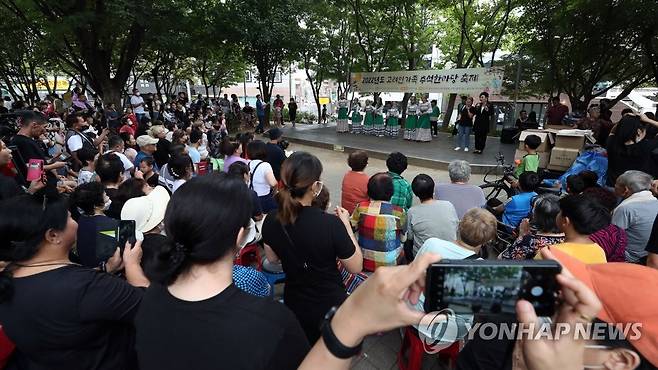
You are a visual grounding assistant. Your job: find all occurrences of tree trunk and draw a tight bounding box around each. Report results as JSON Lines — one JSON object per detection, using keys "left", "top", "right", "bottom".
{"left": 212, "top": 85, "right": 217, "bottom": 98}
{"left": 442, "top": 93, "right": 458, "bottom": 126}
{"left": 316, "top": 101, "right": 322, "bottom": 124}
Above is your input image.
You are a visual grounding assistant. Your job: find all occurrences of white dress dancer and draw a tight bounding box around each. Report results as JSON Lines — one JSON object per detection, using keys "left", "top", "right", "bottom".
{"left": 404, "top": 103, "right": 418, "bottom": 140}
{"left": 336, "top": 98, "right": 350, "bottom": 133}
{"left": 386, "top": 106, "right": 400, "bottom": 138}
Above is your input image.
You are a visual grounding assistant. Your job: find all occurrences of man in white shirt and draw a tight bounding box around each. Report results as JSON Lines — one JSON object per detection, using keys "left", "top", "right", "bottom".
{"left": 130, "top": 88, "right": 147, "bottom": 123}
{"left": 66, "top": 114, "right": 108, "bottom": 170}
{"left": 105, "top": 135, "right": 135, "bottom": 179}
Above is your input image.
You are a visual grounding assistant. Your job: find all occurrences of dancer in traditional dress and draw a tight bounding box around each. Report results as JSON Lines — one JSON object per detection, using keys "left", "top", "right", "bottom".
{"left": 386, "top": 103, "right": 400, "bottom": 138}
{"left": 404, "top": 96, "right": 418, "bottom": 140}
{"left": 363, "top": 100, "right": 374, "bottom": 136}
{"left": 350, "top": 99, "right": 363, "bottom": 134}
{"left": 336, "top": 96, "right": 350, "bottom": 133}
{"left": 373, "top": 98, "right": 385, "bottom": 137}
{"left": 416, "top": 95, "right": 432, "bottom": 142}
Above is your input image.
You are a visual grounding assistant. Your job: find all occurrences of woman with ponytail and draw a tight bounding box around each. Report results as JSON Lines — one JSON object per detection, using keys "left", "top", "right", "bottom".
{"left": 0, "top": 193, "right": 147, "bottom": 369}
{"left": 262, "top": 151, "right": 363, "bottom": 343}
{"left": 135, "top": 173, "right": 310, "bottom": 370}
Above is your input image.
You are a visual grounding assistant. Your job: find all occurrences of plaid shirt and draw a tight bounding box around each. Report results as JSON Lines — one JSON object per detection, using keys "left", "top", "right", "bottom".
{"left": 388, "top": 172, "right": 413, "bottom": 211}
{"left": 351, "top": 200, "right": 407, "bottom": 271}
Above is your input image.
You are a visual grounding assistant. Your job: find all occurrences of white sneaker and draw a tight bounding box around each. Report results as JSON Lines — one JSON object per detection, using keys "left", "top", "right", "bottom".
{"left": 454, "top": 147, "right": 461, "bottom": 151}
{"left": 464, "top": 148, "right": 469, "bottom": 152}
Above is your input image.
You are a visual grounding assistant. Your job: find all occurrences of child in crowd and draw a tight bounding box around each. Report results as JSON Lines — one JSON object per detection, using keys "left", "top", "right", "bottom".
{"left": 491, "top": 171, "right": 541, "bottom": 229}
{"left": 514, "top": 134, "right": 541, "bottom": 178}
{"left": 77, "top": 148, "right": 98, "bottom": 185}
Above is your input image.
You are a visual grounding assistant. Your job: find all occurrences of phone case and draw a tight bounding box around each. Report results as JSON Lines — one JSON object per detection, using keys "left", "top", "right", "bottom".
{"left": 26, "top": 159, "right": 44, "bottom": 181}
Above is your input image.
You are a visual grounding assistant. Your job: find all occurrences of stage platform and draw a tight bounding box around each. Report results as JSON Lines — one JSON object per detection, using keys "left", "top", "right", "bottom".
{"left": 279, "top": 123, "right": 516, "bottom": 174}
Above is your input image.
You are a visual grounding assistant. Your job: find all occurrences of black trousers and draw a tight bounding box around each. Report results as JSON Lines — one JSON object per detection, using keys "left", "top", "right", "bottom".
{"left": 474, "top": 122, "right": 488, "bottom": 151}
{"left": 431, "top": 120, "right": 439, "bottom": 135}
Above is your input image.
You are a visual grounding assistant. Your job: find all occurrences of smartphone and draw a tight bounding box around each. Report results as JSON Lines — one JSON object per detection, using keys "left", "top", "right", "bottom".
{"left": 116, "top": 220, "right": 136, "bottom": 254}
{"left": 58, "top": 152, "right": 71, "bottom": 161}
{"left": 424, "top": 260, "right": 561, "bottom": 317}
{"left": 26, "top": 159, "right": 44, "bottom": 181}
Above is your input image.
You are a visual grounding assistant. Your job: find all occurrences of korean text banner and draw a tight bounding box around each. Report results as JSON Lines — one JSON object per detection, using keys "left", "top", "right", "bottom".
{"left": 350, "top": 68, "right": 503, "bottom": 94}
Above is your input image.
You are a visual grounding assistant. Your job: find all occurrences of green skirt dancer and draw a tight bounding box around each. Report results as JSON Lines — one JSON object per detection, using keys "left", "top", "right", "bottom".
{"left": 404, "top": 115, "right": 417, "bottom": 140}
{"left": 337, "top": 106, "right": 349, "bottom": 133}
{"left": 416, "top": 113, "right": 432, "bottom": 142}
{"left": 351, "top": 110, "right": 363, "bottom": 134}
{"left": 386, "top": 116, "right": 399, "bottom": 137}
{"left": 363, "top": 111, "right": 374, "bottom": 135}
{"left": 373, "top": 113, "right": 385, "bottom": 136}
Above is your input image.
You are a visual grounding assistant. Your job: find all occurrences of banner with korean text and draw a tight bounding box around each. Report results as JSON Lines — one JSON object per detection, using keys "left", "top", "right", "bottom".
{"left": 350, "top": 68, "right": 503, "bottom": 94}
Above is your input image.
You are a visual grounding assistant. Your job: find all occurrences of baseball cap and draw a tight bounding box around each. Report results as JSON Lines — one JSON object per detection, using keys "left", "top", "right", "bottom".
{"left": 268, "top": 128, "right": 282, "bottom": 140}
{"left": 148, "top": 125, "right": 169, "bottom": 138}
{"left": 120, "top": 186, "right": 170, "bottom": 236}
{"left": 550, "top": 248, "right": 658, "bottom": 366}
{"left": 136, "top": 135, "right": 159, "bottom": 147}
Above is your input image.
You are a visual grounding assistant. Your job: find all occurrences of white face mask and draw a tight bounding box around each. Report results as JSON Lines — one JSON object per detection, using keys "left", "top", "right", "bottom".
{"left": 103, "top": 199, "right": 111, "bottom": 211}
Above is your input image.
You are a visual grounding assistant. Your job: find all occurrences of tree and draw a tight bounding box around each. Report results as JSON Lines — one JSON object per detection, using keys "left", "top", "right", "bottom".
{"left": 227, "top": 0, "right": 306, "bottom": 124}
{"left": 0, "top": 0, "right": 173, "bottom": 108}
{"left": 520, "top": 0, "right": 653, "bottom": 111}
{"left": 387, "top": 0, "right": 438, "bottom": 114}
{"left": 435, "top": 0, "right": 518, "bottom": 126}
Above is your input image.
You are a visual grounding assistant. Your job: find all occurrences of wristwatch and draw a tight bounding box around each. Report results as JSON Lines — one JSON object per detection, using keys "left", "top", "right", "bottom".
{"left": 321, "top": 306, "right": 363, "bottom": 359}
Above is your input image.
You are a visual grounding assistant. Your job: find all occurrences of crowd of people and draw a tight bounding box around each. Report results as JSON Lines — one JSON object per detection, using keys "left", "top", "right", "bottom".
{"left": 0, "top": 88, "right": 658, "bottom": 370}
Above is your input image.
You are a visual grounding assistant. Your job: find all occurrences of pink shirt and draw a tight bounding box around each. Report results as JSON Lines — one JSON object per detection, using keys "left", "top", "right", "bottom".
{"left": 341, "top": 171, "right": 370, "bottom": 214}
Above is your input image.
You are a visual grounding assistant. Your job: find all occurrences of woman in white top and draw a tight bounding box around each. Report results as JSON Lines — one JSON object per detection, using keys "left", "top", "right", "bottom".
{"left": 247, "top": 140, "right": 278, "bottom": 213}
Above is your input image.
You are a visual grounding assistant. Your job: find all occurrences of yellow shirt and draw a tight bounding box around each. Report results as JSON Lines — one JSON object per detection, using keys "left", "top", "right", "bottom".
{"left": 535, "top": 243, "right": 607, "bottom": 264}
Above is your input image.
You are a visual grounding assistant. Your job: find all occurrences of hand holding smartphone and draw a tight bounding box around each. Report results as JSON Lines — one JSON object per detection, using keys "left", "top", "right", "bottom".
{"left": 117, "top": 220, "right": 137, "bottom": 255}
{"left": 424, "top": 260, "right": 561, "bottom": 317}
{"left": 26, "top": 159, "right": 44, "bottom": 182}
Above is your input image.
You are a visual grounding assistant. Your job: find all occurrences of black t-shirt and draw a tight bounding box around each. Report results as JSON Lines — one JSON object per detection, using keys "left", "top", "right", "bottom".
{"left": 265, "top": 142, "right": 286, "bottom": 180}
{"left": 135, "top": 283, "right": 309, "bottom": 370}
{"left": 9, "top": 134, "right": 57, "bottom": 192}
{"left": 645, "top": 214, "right": 658, "bottom": 255}
{"left": 0, "top": 265, "right": 143, "bottom": 370}
{"left": 154, "top": 138, "right": 171, "bottom": 169}
{"left": 606, "top": 138, "right": 658, "bottom": 185}
{"left": 262, "top": 207, "right": 355, "bottom": 341}
{"left": 104, "top": 187, "right": 121, "bottom": 219}
{"left": 0, "top": 174, "right": 23, "bottom": 200}
{"left": 458, "top": 106, "right": 477, "bottom": 127}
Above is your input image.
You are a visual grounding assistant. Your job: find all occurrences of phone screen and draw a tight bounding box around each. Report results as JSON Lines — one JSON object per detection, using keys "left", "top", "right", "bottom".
{"left": 117, "top": 220, "right": 136, "bottom": 253}
{"left": 425, "top": 260, "right": 561, "bottom": 316}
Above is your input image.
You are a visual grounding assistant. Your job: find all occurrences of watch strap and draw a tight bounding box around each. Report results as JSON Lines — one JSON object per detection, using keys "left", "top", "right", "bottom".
{"left": 321, "top": 306, "right": 363, "bottom": 359}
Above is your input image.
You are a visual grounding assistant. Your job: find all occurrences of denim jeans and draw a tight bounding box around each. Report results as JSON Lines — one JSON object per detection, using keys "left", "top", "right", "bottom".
{"left": 457, "top": 124, "right": 472, "bottom": 148}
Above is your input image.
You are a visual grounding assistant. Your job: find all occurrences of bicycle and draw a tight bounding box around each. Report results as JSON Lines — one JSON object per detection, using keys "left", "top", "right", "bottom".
{"left": 479, "top": 152, "right": 516, "bottom": 200}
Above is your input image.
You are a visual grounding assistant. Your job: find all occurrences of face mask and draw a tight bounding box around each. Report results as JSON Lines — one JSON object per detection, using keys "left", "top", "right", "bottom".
{"left": 103, "top": 198, "right": 111, "bottom": 211}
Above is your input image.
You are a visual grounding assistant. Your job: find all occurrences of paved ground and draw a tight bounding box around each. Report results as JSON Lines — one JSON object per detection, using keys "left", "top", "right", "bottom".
{"left": 285, "top": 142, "right": 486, "bottom": 209}
{"left": 279, "top": 122, "right": 516, "bottom": 174}
{"left": 272, "top": 143, "right": 479, "bottom": 370}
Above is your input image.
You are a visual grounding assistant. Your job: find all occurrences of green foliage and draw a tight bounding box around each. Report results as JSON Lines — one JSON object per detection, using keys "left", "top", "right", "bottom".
{"left": 519, "top": 0, "right": 656, "bottom": 110}
{"left": 225, "top": 0, "right": 307, "bottom": 101}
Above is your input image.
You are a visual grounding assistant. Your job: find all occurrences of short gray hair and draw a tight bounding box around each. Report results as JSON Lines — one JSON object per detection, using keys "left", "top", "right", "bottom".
{"left": 448, "top": 160, "right": 471, "bottom": 183}
{"left": 616, "top": 170, "right": 653, "bottom": 194}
